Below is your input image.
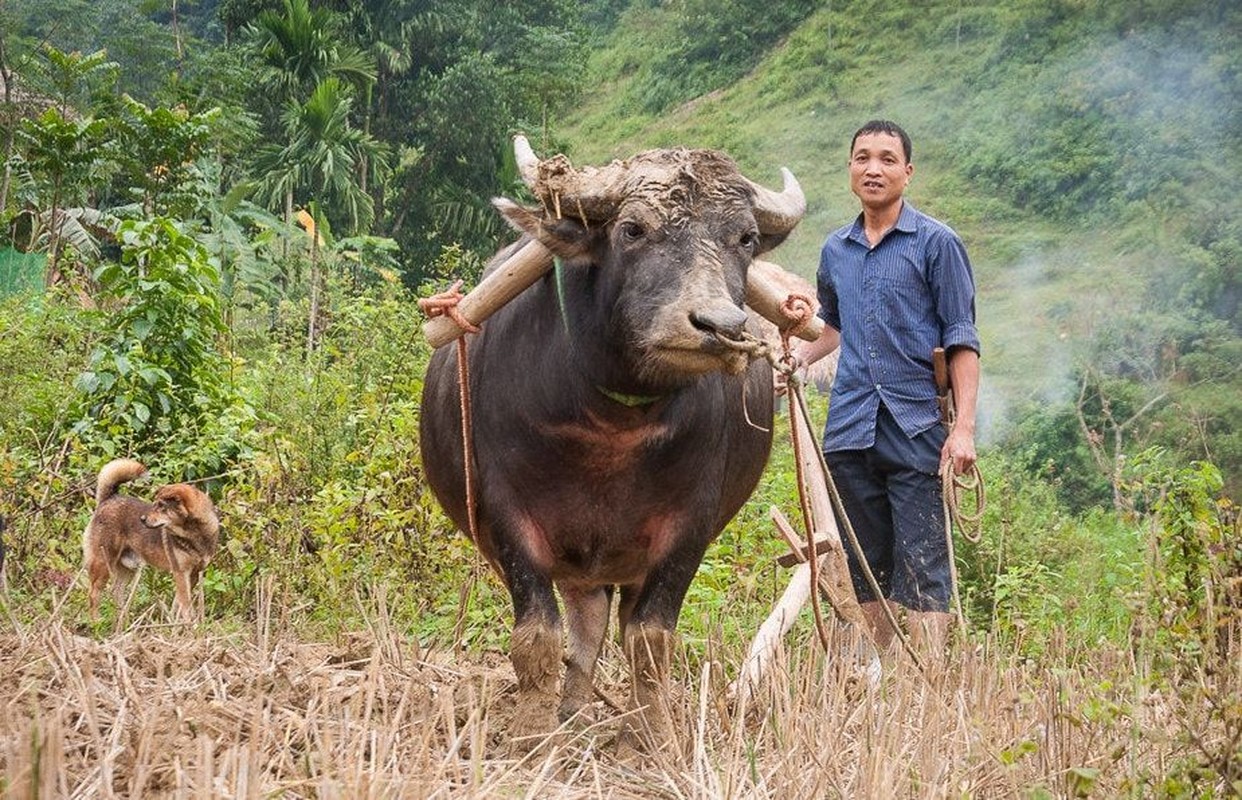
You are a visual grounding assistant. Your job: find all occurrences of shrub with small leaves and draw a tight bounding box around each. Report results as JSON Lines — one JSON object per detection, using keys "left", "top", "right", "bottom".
{"left": 73, "top": 216, "right": 256, "bottom": 474}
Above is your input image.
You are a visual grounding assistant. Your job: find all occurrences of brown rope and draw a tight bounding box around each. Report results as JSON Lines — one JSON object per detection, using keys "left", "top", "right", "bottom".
{"left": 766, "top": 293, "right": 925, "bottom": 669}
{"left": 778, "top": 292, "right": 816, "bottom": 343}
{"left": 454, "top": 335, "right": 480, "bottom": 548}
{"left": 942, "top": 457, "right": 986, "bottom": 643}
{"left": 943, "top": 462, "right": 985, "bottom": 544}
{"left": 776, "top": 291, "right": 837, "bottom": 650}
{"left": 416, "top": 282, "right": 483, "bottom": 550}
{"left": 418, "top": 283, "right": 488, "bottom": 648}
{"left": 779, "top": 360, "right": 832, "bottom": 653}
{"left": 417, "top": 279, "right": 480, "bottom": 335}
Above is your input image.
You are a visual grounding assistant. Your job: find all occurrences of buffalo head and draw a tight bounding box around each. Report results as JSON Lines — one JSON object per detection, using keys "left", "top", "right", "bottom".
{"left": 494, "top": 141, "right": 805, "bottom": 384}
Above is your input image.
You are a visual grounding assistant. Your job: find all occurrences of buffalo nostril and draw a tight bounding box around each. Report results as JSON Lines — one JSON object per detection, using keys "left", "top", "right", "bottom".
{"left": 690, "top": 306, "right": 748, "bottom": 339}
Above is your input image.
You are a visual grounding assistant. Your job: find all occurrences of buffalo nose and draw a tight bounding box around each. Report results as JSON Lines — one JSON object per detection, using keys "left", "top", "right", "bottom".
{"left": 691, "top": 306, "right": 748, "bottom": 340}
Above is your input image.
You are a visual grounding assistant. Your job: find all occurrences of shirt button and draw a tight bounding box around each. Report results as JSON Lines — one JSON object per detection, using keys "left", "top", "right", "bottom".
{"left": 875, "top": 384, "right": 883, "bottom": 390}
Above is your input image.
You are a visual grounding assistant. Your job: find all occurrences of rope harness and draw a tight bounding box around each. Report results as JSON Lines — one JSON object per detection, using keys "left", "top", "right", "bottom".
{"left": 418, "top": 281, "right": 483, "bottom": 551}
{"left": 727, "top": 300, "right": 987, "bottom": 671}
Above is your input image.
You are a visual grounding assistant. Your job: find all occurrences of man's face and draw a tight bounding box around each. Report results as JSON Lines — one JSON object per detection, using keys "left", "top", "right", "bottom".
{"left": 849, "top": 131, "right": 913, "bottom": 211}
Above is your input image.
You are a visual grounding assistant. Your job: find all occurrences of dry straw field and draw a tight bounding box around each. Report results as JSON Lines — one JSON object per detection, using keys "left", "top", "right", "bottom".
{"left": 3, "top": 576, "right": 1236, "bottom": 799}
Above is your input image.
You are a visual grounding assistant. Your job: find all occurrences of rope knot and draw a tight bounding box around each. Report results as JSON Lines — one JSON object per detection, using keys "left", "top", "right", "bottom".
{"left": 418, "top": 279, "right": 480, "bottom": 335}
{"left": 778, "top": 292, "right": 815, "bottom": 342}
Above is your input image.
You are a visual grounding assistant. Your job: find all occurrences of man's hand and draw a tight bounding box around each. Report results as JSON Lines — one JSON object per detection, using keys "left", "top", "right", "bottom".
{"left": 941, "top": 346, "right": 980, "bottom": 476}
{"left": 940, "top": 424, "right": 976, "bottom": 476}
{"left": 776, "top": 327, "right": 840, "bottom": 395}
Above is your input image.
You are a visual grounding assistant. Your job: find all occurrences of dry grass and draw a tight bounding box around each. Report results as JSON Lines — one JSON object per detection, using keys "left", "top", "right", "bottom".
{"left": 0, "top": 579, "right": 1233, "bottom": 799}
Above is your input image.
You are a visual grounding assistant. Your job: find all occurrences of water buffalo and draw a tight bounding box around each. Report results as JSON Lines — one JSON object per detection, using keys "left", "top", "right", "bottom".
{"left": 419, "top": 139, "right": 805, "bottom": 754}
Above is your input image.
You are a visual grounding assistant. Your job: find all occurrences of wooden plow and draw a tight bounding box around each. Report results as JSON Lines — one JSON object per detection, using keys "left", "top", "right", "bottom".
{"left": 729, "top": 368, "right": 879, "bottom": 707}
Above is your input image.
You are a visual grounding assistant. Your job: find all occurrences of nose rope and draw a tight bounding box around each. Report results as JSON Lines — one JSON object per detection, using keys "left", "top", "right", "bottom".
{"left": 717, "top": 290, "right": 817, "bottom": 364}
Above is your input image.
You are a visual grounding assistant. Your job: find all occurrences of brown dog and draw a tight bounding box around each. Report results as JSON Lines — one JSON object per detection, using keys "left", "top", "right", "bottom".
{"left": 83, "top": 459, "right": 220, "bottom": 621}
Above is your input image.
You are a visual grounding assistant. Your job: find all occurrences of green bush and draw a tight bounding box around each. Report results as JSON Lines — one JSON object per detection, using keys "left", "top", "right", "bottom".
{"left": 72, "top": 217, "right": 257, "bottom": 476}
{"left": 958, "top": 453, "right": 1143, "bottom": 655}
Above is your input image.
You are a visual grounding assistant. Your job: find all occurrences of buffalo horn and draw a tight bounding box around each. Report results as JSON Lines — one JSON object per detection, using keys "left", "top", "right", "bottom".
{"left": 514, "top": 135, "right": 540, "bottom": 190}
{"left": 746, "top": 168, "right": 807, "bottom": 236}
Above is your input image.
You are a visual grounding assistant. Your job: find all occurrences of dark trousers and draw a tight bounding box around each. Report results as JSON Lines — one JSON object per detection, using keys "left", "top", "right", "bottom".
{"left": 825, "top": 404, "right": 950, "bottom": 613}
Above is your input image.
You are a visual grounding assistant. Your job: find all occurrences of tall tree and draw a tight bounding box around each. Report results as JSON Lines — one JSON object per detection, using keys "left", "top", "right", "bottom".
{"left": 24, "top": 44, "right": 117, "bottom": 118}
{"left": 248, "top": 0, "right": 374, "bottom": 101}
{"left": 253, "top": 76, "right": 388, "bottom": 352}
{"left": 11, "top": 109, "right": 111, "bottom": 283}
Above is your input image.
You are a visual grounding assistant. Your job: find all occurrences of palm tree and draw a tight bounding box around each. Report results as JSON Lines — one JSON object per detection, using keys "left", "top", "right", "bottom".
{"left": 253, "top": 77, "right": 389, "bottom": 353}
{"left": 245, "top": 0, "right": 377, "bottom": 277}
{"left": 249, "top": 0, "right": 375, "bottom": 100}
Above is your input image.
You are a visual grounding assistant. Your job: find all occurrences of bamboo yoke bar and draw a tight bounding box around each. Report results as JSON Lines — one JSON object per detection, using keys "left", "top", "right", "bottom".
{"left": 422, "top": 247, "right": 825, "bottom": 348}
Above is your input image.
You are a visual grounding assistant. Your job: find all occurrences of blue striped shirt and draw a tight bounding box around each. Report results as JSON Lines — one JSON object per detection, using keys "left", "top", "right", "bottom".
{"left": 817, "top": 201, "right": 980, "bottom": 450}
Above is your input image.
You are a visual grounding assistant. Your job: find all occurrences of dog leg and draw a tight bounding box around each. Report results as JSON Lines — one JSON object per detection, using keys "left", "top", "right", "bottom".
{"left": 87, "top": 563, "right": 109, "bottom": 621}
{"left": 173, "top": 570, "right": 197, "bottom": 622}
{"left": 110, "top": 564, "right": 138, "bottom": 619}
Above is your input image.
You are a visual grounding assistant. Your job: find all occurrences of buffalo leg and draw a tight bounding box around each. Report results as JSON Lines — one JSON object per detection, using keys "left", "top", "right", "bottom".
{"left": 619, "top": 534, "right": 711, "bottom": 756}
{"left": 623, "top": 622, "right": 677, "bottom": 755}
{"left": 498, "top": 538, "right": 562, "bottom": 743}
{"left": 558, "top": 584, "right": 611, "bottom": 721}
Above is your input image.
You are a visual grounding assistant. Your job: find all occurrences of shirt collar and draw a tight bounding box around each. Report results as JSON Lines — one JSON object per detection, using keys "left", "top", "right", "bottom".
{"left": 839, "top": 200, "right": 920, "bottom": 244}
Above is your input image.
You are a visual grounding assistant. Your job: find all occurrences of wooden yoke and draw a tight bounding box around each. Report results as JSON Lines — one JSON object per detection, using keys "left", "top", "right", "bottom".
{"left": 422, "top": 244, "right": 824, "bottom": 348}
{"left": 422, "top": 240, "right": 555, "bottom": 349}
{"left": 745, "top": 260, "right": 826, "bottom": 342}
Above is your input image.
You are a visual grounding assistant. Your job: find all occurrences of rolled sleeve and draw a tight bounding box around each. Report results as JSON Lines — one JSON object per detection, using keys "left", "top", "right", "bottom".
{"left": 942, "top": 321, "right": 980, "bottom": 355}
{"left": 930, "top": 230, "right": 981, "bottom": 357}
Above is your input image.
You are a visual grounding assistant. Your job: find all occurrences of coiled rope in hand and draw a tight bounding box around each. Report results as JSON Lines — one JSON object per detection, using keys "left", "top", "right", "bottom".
{"left": 942, "top": 456, "right": 986, "bottom": 640}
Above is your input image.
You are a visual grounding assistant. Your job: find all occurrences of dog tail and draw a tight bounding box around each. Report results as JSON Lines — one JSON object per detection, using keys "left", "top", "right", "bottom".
{"left": 95, "top": 459, "right": 148, "bottom": 505}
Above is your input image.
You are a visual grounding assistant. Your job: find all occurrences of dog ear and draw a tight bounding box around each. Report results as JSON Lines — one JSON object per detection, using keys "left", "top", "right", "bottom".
{"left": 155, "top": 488, "right": 183, "bottom": 513}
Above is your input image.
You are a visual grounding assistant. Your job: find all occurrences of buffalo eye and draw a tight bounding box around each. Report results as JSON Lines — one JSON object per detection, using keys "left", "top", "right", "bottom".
{"left": 618, "top": 220, "right": 645, "bottom": 242}
{"left": 739, "top": 230, "right": 759, "bottom": 251}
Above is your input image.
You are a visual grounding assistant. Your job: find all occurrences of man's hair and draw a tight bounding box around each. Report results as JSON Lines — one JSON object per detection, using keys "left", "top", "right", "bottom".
{"left": 851, "top": 119, "right": 912, "bottom": 164}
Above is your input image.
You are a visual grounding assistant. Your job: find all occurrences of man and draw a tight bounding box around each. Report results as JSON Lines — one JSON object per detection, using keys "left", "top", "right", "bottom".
{"left": 791, "top": 119, "right": 980, "bottom": 655}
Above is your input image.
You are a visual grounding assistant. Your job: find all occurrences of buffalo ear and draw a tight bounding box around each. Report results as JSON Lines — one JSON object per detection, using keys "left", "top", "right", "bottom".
{"left": 493, "top": 198, "right": 593, "bottom": 261}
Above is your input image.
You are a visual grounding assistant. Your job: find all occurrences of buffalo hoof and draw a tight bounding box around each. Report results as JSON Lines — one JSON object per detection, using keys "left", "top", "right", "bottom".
{"left": 506, "top": 709, "right": 562, "bottom": 757}
{"left": 620, "top": 624, "right": 682, "bottom": 761}
{"left": 558, "top": 664, "right": 597, "bottom": 723}
{"left": 507, "top": 620, "right": 563, "bottom": 753}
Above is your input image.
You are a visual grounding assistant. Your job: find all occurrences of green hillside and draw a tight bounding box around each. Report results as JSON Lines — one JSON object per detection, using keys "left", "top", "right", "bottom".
{"left": 553, "top": 0, "right": 1241, "bottom": 472}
